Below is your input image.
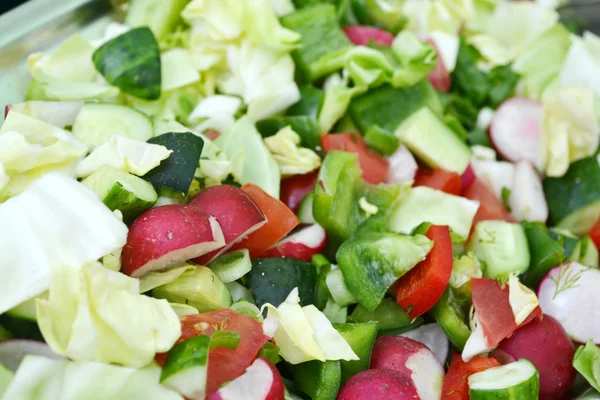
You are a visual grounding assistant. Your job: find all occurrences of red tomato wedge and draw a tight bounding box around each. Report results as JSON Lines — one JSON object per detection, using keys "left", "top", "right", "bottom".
{"left": 442, "top": 354, "right": 501, "bottom": 400}
{"left": 321, "top": 132, "right": 389, "bottom": 184}
{"left": 342, "top": 25, "right": 395, "bottom": 46}
{"left": 414, "top": 168, "right": 461, "bottom": 195}
{"left": 463, "top": 179, "right": 514, "bottom": 230}
{"left": 280, "top": 171, "right": 319, "bottom": 213}
{"left": 230, "top": 183, "right": 300, "bottom": 257}
{"left": 472, "top": 278, "right": 542, "bottom": 347}
{"left": 157, "top": 309, "right": 270, "bottom": 397}
{"left": 394, "top": 225, "right": 453, "bottom": 319}
{"left": 590, "top": 218, "right": 600, "bottom": 251}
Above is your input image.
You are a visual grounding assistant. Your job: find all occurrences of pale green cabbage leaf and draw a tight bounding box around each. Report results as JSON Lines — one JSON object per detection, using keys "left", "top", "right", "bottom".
{"left": 264, "top": 126, "right": 321, "bottom": 177}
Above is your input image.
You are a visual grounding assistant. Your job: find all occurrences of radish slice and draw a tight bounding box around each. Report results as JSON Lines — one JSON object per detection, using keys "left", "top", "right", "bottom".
{"left": 489, "top": 98, "right": 543, "bottom": 168}
{"left": 386, "top": 145, "right": 418, "bottom": 185}
{"left": 424, "top": 38, "right": 451, "bottom": 93}
{"left": 400, "top": 323, "right": 449, "bottom": 363}
{"left": 207, "top": 358, "right": 285, "bottom": 400}
{"left": 6, "top": 101, "right": 83, "bottom": 129}
{"left": 261, "top": 224, "right": 327, "bottom": 262}
{"left": 471, "top": 159, "right": 515, "bottom": 199}
{"left": 509, "top": 160, "right": 548, "bottom": 222}
{"left": 342, "top": 26, "right": 394, "bottom": 46}
{"left": 538, "top": 262, "right": 600, "bottom": 343}
{"left": 461, "top": 164, "right": 476, "bottom": 192}
{"left": 0, "top": 340, "right": 64, "bottom": 372}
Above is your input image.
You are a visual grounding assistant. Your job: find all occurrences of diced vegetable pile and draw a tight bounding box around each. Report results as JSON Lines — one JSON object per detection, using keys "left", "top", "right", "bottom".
{"left": 3, "top": 0, "right": 600, "bottom": 398}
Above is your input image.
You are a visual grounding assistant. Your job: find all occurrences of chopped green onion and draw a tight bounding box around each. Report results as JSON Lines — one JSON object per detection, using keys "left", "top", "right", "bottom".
{"left": 209, "top": 330, "right": 241, "bottom": 351}
{"left": 258, "top": 341, "right": 281, "bottom": 365}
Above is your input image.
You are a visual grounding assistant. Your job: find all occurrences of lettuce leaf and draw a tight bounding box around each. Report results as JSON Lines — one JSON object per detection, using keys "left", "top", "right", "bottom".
{"left": 218, "top": 40, "right": 300, "bottom": 121}
{"left": 262, "top": 288, "right": 358, "bottom": 364}
{"left": 540, "top": 86, "right": 599, "bottom": 177}
{"left": 216, "top": 116, "right": 280, "bottom": 198}
{"left": 264, "top": 126, "right": 321, "bottom": 177}
{"left": 318, "top": 72, "right": 364, "bottom": 134}
{"left": 161, "top": 49, "right": 201, "bottom": 92}
{"left": 37, "top": 262, "right": 181, "bottom": 368}
{"left": 188, "top": 95, "right": 242, "bottom": 134}
{"left": 513, "top": 24, "right": 572, "bottom": 101}
{"left": 559, "top": 32, "right": 600, "bottom": 98}
{"left": 0, "top": 172, "right": 128, "bottom": 314}
{"left": 28, "top": 35, "right": 97, "bottom": 83}
{"left": 0, "top": 162, "right": 8, "bottom": 191}
{"left": 573, "top": 341, "right": 600, "bottom": 392}
{"left": 75, "top": 136, "right": 172, "bottom": 178}
{"left": 391, "top": 31, "right": 438, "bottom": 86}
{"left": 2, "top": 356, "right": 182, "bottom": 400}
{"left": 401, "top": 0, "right": 476, "bottom": 35}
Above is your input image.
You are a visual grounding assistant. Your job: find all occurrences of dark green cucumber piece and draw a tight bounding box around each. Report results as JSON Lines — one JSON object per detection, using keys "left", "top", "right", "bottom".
{"left": 92, "top": 27, "right": 161, "bottom": 100}
{"left": 364, "top": 125, "right": 399, "bottom": 156}
{"left": 336, "top": 232, "right": 432, "bottom": 311}
{"left": 248, "top": 258, "right": 317, "bottom": 309}
{"left": 290, "top": 360, "right": 341, "bottom": 400}
{"left": 334, "top": 322, "right": 378, "bottom": 383}
{"left": 125, "top": 0, "right": 190, "bottom": 40}
{"left": 287, "top": 85, "right": 325, "bottom": 118}
{"left": 256, "top": 116, "right": 321, "bottom": 151}
{"left": 349, "top": 81, "right": 443, "bottom": 134}
{"left": 143, "top": 132, "right": 203, "bottom": 195}
{"left": 543, "top": 156, "right": 600, "bottom": 236}
{"left": 161, "top": 335, "right": 209, "bottom": 399}
{"left": 349, "top": 297, "right": 413, "bottom": 331}
{"left": 281, "top": 4, "right": 352, "bottom": 82}
{"left": 429, "top": 287, "right": 471, "bottom": 351}
{"left": 521, "top": 222, "right": 565, "bottom": 289}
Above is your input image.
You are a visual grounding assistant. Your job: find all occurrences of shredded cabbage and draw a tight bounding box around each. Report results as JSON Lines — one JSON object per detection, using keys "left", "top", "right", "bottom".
{"left": 75, "top": 135, "right": 172, "bottom": 178}
{"left": 161, "top": 49, "right": 201, "bottom": 92}
{"left": 37, "top": 262, "right": 181, "bottom": 368}
{"left": 188, "top": 95, "right": 242, "bottom": 134}
{"left": 449, "top": 252, "right": 482, "bottom": 289}
{"left": 264, "top": 126, "right": 321, "bottom": 177}
{"left": 28, "top": 35, "right": 97, "bottom": 83}
{"left": 262, "top": 288, "right": 358, "bottom": 364}
{"left": 507, "top": 274, "right": 539, "bottom": 325}
{"left": 559, "top": 32, "right": 600, "bottom": 98}
{"left": 139, "top": 264, "right": 197, "bottom": 294}
{"left": 2, "top": 357, "right": 182, "bottom": 400}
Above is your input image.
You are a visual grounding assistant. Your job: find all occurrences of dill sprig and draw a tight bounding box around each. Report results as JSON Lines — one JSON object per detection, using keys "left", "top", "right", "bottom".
{"left": 550, "top": 262, "right": 589, "bottom": 299}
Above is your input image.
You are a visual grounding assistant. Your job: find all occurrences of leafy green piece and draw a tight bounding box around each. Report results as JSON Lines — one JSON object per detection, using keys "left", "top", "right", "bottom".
{"left": 573, "top": 341, "right": 600, "bottom": 392}
{"left": 451, "top": 39, "right": 490, "bottom": 108}
{"left": 92, "top": 27, "right": 162, "bottom": 100}
{"left": 487, "top": 64, "right": 519, "bottom": 109}
{"left": 501, "top": 187, "right": 512, "bottom": 212}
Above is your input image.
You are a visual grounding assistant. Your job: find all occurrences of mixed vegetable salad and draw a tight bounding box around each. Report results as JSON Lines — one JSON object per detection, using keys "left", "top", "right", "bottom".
{"left": 2, "top": 0, "right": 600, "bottom": 398}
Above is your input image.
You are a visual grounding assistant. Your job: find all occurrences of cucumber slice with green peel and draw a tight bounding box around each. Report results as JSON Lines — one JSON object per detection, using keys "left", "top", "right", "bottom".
{"left": 290, "top": 360, "right": 341, "bottom": 400}
{"left": 81, "top": 165, "right": 157, "bottom": 222}
{"left": 143, "top": 132, "right": 204, "bottom": 195}
{"left": 125, "top": 0, "right": 190, "bottom": 40}
{"left": 152, "top": 266, "right": 232, "bottom": 312}
{"left": 468, "top": 359, "right": 540, "bottom": 400}
{"left": 468, "top": 220, "right": 530, "bottom": 280}
{"left": 395, "top": 107, "right": 472, "bottom": 174}
{"left": 349, "top": 81, "right": 443, "bottom": 135}
{"left": 72, "top": 103, "right": 153, "bottom": 148}
{"left": 209, "top": 249, "right": 252, "bottom": 283}
{"left": 544, "top": 156, "right": 600, "bottom": 236}
{"left": 297, "top": 192, "right": 316, "bottom": 224}
{"left": 281, "top": 4, "right": 353, "bottom": 82}
{"left": 93, "top": 27, "right": 161, "bottom": 100}
{"left": 334, "top": 322, "right": 378, "bottom": 383}
{"left": 326, "top": 266, "right": 356, "bottom": 307}
{"left": 161, "top": 335, "right": 210, "bottom": 400}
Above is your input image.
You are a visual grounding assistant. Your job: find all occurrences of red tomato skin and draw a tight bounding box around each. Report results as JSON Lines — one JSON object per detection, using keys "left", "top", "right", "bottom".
{"left": 321, "top": 132, "right": 389, "bottom": 184}
{"left": 414, "top": 168, "right": 462, "bottom": 195}
{"left": 442, "top": 354, "right": 501, "bottom": 400}
{"left": 280, "top": 171, "right": 318, "bottom": 213}
{"left": 395, "top": 225, "right": 453, "bottom": 318}
{"left": 463, "top": 179, "right": 514, "bottom": 232}
{"left": 342, "top": 26, "right": 395, "bottom": 46}
{"left": 157, "top": 309, "right": 271, "bottom": 397}
{"left": 230, "top": 183, "right": 300, "bottom": 257}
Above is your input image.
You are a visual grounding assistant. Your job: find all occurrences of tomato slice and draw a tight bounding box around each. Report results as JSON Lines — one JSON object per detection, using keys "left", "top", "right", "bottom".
{"left": 205, "top": 130, "right": 221, "bottom": 141}
{"left": 230, "top": 183, "right": 300, "bottom": 257}
{"left": 590, "top": 218, "right": 600, "bottom": 250}
{"left": 463, "top": 179, "right": 514, "bottom": 230}
{"left": 395, "top": 225, "right": 453, "bottom": 319}
{"left": 156, "top": 309, "right": 270, "bottom": 396}
{"left": 414, "top": 168, "right": 461, "bottom": 195}
{"left": 342, "top": 25, "right": 395, "bottom": 46}
{"left": 471, "top": 278, "right": 542, "bottom": 348}
{"left": 280, "top": 171, "right": 319, "bottom": 213}
{"left": 442, "top": 354, "right": 501, "bottom": 400}
{"left": 321, "top": 132, "right": 389, "bottom": 184}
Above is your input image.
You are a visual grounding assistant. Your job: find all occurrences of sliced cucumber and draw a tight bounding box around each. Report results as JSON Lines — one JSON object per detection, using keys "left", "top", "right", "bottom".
{"left": 161, "top": 335, "right": 210, "bottom": 400}
{"left": 72, "top": 103, "right": 153, "bottom": 148}
{"left": 469, "top": 359, "right": 539, "bottom": 400}
{"left": 544, "top": 156, "right": 600, "bottom": 236}
{"left": 281, "top": 4, "right": 352, "bottom": 82}
{"left": 92, "top": 27, "right": 161, "bottom": 100}
{"left": 325, "top": 266, "right": 357, "bottom": 307}
{"left": 143, "top": 132, "right": 204, "bottom": 195}
{"left": 82, "top": 165, "right": 157, "bottom": 222}
{"left": 297, "top": 192, "right": 316, "bottom": 224}
{"left": 395, "top": 107, "right": 471, "bottom": 174}
{"left": 468, "top": 220, "right": 530, "bottom": 280}
{"left": 209, "top": 249, "right": 252, "bottom": 283}
{"left": 125, "top": 0, "right": 189, "bottom": 40}
{"left": 152, "top": 266, "right": 232, "bottom": 312}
